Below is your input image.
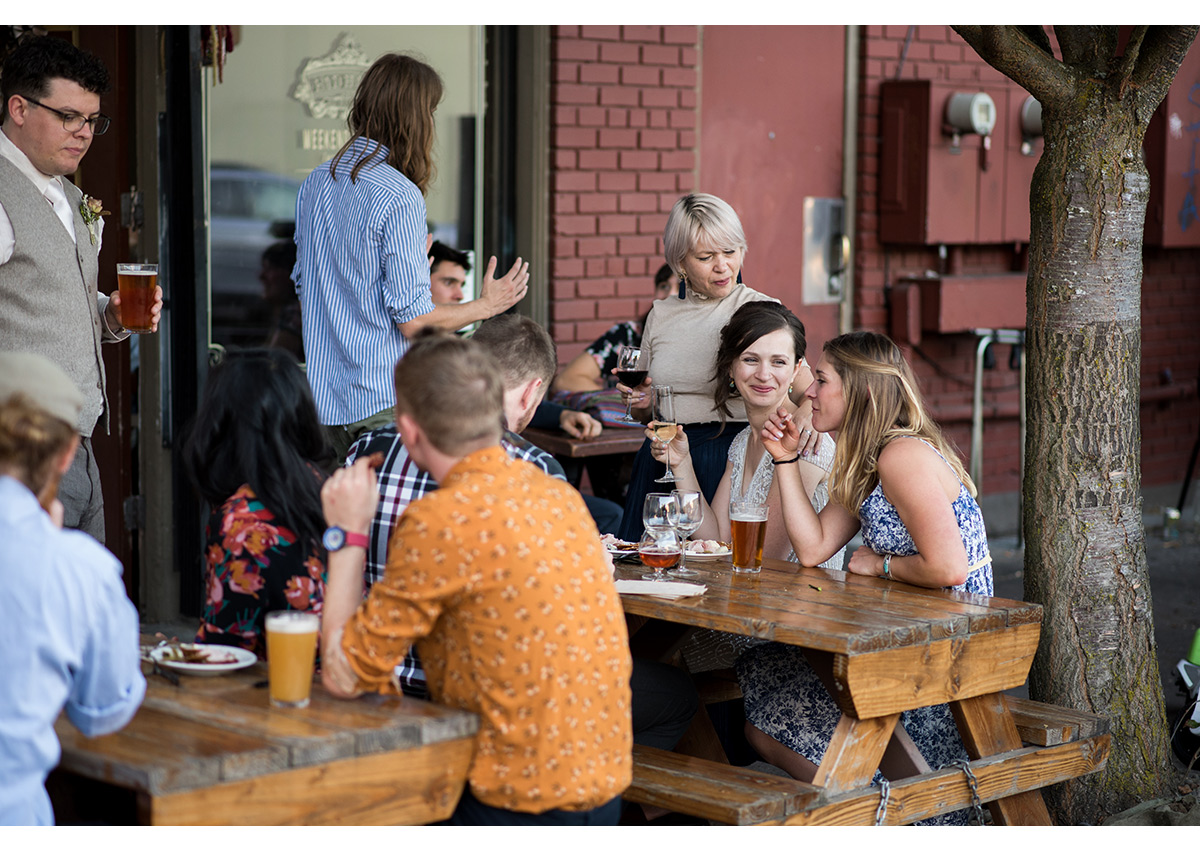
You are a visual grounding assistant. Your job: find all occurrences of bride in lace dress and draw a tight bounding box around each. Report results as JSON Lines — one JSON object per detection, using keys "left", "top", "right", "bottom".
{"left": 648, "top": 301, "right": 845, "bottom": 670}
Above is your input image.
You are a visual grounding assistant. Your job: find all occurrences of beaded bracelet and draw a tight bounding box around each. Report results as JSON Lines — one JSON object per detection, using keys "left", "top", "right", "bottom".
{"left": 882, "top": 554, "right": 893, "bottom": 580}
{"left": 771, "top": 455, "right": 801, "bottom": 466}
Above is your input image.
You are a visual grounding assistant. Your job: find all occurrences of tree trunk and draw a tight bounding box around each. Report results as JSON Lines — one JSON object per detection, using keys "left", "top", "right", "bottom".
{"left": 1023, "top": 79, "right": 1172, "bottom": 822}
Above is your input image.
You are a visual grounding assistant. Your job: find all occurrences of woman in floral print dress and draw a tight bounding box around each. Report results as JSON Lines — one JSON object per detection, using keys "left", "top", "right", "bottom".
{"left": 747, "top": 331, "right": 994, "bottom": 825}
{"left": 183, "top": 348, "right": 331, "bottom": 657}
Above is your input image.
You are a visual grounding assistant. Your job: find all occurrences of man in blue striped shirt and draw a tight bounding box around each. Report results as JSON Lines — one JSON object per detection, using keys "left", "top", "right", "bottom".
{"left": 293, "top": 53, "right": 529, "bottom": 460}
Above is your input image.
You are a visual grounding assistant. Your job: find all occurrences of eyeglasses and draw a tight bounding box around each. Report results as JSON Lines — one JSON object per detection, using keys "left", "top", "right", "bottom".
{"left": 22, "top": 95, "right": 110, "bottom": 136}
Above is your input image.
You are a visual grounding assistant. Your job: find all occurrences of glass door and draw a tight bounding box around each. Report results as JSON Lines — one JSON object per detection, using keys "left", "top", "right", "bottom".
{"left": 204, "top": 26, "right": 485, "bottom": 354}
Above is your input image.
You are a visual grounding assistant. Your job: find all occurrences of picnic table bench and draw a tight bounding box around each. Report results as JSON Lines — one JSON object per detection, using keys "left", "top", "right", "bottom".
{"left": 616, "top": 555, "right": 1110, "bottom": 825}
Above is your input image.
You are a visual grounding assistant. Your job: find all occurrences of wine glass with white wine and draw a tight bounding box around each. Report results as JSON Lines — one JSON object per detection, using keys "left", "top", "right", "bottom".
{"left": 652, "top": 385, "right": 678, "bottom": 484}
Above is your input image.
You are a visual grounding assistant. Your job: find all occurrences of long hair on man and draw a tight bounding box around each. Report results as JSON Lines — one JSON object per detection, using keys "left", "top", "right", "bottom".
{"left": 332, "top": 52, "right": 444, "bottom": 193}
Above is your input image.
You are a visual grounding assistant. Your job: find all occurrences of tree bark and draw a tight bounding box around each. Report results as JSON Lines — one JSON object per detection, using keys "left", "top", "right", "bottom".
{"left": 953, "top": 24, "right": 1198, "bottom": 824}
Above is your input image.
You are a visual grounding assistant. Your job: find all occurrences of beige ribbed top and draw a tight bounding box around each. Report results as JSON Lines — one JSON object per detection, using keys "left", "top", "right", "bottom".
{"left": 642, "top": 283, "right": 778, "bottom": 424}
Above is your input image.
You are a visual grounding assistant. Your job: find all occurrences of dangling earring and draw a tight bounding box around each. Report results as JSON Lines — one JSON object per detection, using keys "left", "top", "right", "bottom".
{"left": 728, "top": 377, "right": 740, "bottom": 397}
{"left": 677, "top": 272, "right": 687, "bottom": 300}
{"left": 789, "top": 384, "right": 794, "bottom": 395}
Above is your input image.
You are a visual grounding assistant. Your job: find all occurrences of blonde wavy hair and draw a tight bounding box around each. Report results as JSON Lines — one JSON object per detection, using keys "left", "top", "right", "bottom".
{"left": 823, "top": 331, "right": 975, "bottom": 513}
{"left": 0, "top": 393, "right": 76, "bottom": 494}
{"left": 332, "top": 52, "right": 444, "bottom": 193}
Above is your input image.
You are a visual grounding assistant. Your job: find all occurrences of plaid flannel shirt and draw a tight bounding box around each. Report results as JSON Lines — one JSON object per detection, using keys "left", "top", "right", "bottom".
{"left": 344, "top": 424, "right": 566, "bottom": 698}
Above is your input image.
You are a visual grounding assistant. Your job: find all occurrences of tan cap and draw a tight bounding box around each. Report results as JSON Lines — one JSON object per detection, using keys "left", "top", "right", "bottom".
{"left": 0, "top": 351, "right": 84, "bottom": 426}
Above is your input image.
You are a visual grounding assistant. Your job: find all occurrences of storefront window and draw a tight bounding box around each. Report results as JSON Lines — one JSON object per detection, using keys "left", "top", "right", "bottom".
{"left": 205, "top": 26, "right": 483, "bottom": 353}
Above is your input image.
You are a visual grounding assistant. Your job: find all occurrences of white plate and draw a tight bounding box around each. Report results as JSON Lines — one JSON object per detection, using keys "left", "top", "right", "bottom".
{"left": 149, "top": 644, "right": 257, "bottom": 677}
{"left": 684, "top": 543, "right": 730, "bottom": 559}
{"left": 605, "top": 543, "right": 640, "bottom": 555}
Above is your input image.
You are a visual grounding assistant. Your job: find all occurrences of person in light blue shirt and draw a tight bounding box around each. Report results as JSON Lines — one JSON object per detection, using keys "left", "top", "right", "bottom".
{"left": 294, "top": 53, "right": 530, "bottom": 461}
{"left": 0, "top": 351, "right": 145, "bottom": 825}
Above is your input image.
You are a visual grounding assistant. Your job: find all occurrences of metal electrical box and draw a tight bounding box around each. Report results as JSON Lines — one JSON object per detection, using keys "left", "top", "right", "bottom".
{"left": 802, "top": 197, "right": 848, "bottom": 306}
{"left": 879, "top": 79, "right": 1037, "bottom": 246}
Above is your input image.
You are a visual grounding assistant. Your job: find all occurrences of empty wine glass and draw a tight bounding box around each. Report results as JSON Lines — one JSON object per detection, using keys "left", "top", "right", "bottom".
{"left": 643, "top": 492, "right": 678, "bottom": 531}
{"left": 670, "top": 491, "right": 703, "bottom": 577}
{"left": 652, "top": 385, "right": 678, "bottom": 484}
{"left": 615, "top": 346, "right": 647, "bottom": 424}
{"left": 639, "top": 527, "right": 681, "bottom": 581}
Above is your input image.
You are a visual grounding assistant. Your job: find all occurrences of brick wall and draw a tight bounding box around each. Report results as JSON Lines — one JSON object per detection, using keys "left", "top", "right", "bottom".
{"left": 544, "top": 24, "right": 1198, "bottom": 499}
{"left": 855, "top": 25, "right": 1200, "bottom": 495}
{"left": 548, "top": 26, "right": 699, "bottom": 364}
{"left": 856, "top": 26, "right": 1028, "bottom": 494}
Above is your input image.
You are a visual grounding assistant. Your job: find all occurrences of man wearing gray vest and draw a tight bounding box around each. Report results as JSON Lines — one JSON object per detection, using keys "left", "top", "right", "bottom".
{"left": 0, "top": 35, "right": 162, "bottom": 543}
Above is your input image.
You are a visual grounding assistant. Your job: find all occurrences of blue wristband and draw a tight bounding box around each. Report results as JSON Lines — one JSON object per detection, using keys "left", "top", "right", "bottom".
{"left": 882, "top": 554, "right": 893, "bottom": 580}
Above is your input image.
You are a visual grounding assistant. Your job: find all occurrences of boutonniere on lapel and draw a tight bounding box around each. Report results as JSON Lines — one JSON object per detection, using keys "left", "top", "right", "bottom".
{"left": 79, "top": 195, "right": 109, "bottom": 246}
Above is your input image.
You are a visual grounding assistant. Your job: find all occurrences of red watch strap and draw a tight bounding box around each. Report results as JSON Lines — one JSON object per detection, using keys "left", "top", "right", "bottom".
{"left": 344, "top": 531, "right": 370, "bottom": 549}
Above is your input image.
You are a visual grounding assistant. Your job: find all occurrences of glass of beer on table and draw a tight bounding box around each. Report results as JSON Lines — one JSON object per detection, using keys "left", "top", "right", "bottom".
{"left": 730, "top": 498, "right": 768, "bottom": 574}
{"left": 265, "top": 610, "right": 319, "bottom": 708}
{"left": 116, "top": 263, "right": 157, "bottom": 333}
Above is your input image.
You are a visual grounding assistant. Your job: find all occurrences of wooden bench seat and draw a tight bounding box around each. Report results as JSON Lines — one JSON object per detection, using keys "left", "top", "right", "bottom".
{"left": 627, "top": 698, "right": 1110, "bottom": 826}
{"left": 626, "top": 744, "right": 821, "bottom": 825}
{"left": 1005, "top": 695, "right": 1110, "bottom": 746}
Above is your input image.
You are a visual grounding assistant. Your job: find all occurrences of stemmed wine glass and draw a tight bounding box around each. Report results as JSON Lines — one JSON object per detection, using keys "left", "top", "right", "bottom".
{"left": 615, "top": 346, "right": 648, "bottom": 424}
{"left": 640, "top": 492, "right": 680, "bottom": 581}
{"left": 652, "top": 385, "right": 678, "bottom": 484}
{"left": 639, "top": 528, "right": 681, "bottom": 582}
{"left": 669, "top": 491, "right": 703, "bottom": 577}
{"left": 642, "top": 492, "right": 678, "bottom": 532}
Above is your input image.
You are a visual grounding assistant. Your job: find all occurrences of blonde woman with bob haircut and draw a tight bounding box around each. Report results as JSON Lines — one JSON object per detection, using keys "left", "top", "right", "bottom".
{"left": 735, "top": 331, "right": 992, "bottom": 826}
{"left": 616, "top": 193, "right": 819, "bottom": 541}
{"left": 295, "top": 52, "right": 530, "bottom": 461}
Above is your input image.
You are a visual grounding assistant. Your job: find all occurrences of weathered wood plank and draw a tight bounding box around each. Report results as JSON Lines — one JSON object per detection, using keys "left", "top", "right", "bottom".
{"left": 770, "top": 735, "right": 1109, "bottom": 825}
{"left": 832, "top": 621, "right": 1041, "bottom": 718}
{"left": 626, "top": 744, "right": 820, "bottom": 825}
{"left": 148, "top": 737, "right": 476, "bottom": 825}
{"left": 1005, "top": 695, "right": 1110, "bottom": 746}
{"left": 951, "top": 692, "right": 1053, "bottom": 824}
{"left": 812, "top": 713, "right": 899, "bottom": 795}
{"left": 54, "top": 707, "right": 287, "bottom": 795}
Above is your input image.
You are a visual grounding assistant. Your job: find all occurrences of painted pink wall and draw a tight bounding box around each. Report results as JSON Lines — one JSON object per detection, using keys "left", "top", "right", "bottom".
{"left": 698, "top": 25, "right": 847, "bottom": 353}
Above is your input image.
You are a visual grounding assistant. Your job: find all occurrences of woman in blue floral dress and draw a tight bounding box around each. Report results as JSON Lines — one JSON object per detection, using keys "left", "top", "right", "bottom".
{"left": 183, "top": 348, "right": 331, "bottom": 658}
{"left": 743, "top": 331, "right": 993, "bottom": 825}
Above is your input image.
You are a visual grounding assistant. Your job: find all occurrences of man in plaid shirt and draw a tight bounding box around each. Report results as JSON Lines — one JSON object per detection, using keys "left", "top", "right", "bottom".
{"left": 344, "top": 314, "right": 573, "bottom": 697}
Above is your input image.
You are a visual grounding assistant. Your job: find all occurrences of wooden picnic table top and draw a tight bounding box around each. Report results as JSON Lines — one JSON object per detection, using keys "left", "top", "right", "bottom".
{"left": 616, "top": 554, "right": 1042, "bottom": 720}
{"left": 52, "top": 636, "right": 478, "bottom": 825}
{"left": 522, "top": 426, "right": 646, "bottom": 459}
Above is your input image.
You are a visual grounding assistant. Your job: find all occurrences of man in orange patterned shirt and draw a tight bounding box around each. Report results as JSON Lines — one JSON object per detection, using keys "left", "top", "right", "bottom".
{"left": 319, "top": 329, "right": 632, "bottom": 825}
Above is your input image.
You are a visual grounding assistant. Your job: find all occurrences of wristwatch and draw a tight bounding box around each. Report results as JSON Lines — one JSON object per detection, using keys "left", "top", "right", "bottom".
{"left": 322, "top": 526, "right": 370, "bottom": 552}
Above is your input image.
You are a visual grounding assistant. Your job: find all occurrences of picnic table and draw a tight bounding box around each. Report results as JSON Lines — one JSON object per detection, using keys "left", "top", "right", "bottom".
{"left": 616, "top": 555, "right": 1111, "bottom": 825}
{"left": 49, "top": 636, "right": 478, "bottom": 825}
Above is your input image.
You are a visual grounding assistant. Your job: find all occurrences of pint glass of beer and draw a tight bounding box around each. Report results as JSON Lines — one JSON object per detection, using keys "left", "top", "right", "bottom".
{"left": 265, "top": 610, "right": 319, "bottom": 708}
{"left": 116, "top": 263, "right": 158, "bottom": 333}
{"left": 730, "top": 499, "right": 768, "bottom": 574}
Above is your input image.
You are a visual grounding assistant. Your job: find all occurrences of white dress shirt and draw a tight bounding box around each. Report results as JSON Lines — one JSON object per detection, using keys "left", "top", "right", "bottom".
{"left": 0, "top": 127, "right": 103, "bottom": 264}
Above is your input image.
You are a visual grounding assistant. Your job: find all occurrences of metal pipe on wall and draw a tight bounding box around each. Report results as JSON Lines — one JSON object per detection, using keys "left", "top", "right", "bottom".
{"left": 840, "top": 25, "right": 859, "bottom": 335}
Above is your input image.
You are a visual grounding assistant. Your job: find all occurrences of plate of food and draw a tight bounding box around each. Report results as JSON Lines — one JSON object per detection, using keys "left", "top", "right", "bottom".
{"left": 600, "top": 533, "right": 640, "bottom": 554}
{"left": 149, "top": 643, "right": 257, "bottom": 677}
{"left": 683, "top": 540, "right": 731, "bottom": 559}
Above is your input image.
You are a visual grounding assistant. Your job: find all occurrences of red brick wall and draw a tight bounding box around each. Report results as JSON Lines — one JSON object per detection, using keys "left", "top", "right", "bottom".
{"left": 548, "top": 25, "right": 699, "bottom": 364}
{"left": 856, "top": 26, "right": 1028, "bottom": 494}
{"left": 855, "top": 25, "right": 1200, "bottom": 495}
{"left": 545, "top": 24, "right": 1199, "bottom": 499}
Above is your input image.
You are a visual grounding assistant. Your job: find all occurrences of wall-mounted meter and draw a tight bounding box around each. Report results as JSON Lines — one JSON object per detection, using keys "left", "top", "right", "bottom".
{"left": 945, "top": 92, "right": 997, "bottom": 136}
